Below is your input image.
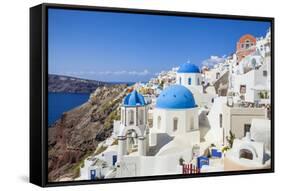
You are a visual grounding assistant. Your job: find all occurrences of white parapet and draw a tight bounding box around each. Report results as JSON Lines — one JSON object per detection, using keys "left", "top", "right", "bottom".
{"left": 117, "top": 136, "right": 127, "bottom": 162}
{"left": 138, "top": 137, "right": 146, "bottom": 156}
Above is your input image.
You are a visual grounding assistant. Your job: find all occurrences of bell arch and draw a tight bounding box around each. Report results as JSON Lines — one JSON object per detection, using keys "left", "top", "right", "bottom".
{"left": 119, "top": 125, "right": 143, "bottom": 138}
{"left": 117, "top": 124, "right": 146, "bottom": 161}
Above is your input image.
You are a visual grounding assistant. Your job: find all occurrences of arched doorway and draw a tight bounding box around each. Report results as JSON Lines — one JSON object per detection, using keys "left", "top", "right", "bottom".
{"left": 239, "top": 149, "right": 253, "bottom": 160}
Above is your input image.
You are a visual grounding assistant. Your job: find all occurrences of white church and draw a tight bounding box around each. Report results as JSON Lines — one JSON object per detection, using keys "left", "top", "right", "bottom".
{"left": 176, "top": 63, "right": 215, "bottom": 107}
{"left": 112, "top": 63, "right": 204, "bottom": 177}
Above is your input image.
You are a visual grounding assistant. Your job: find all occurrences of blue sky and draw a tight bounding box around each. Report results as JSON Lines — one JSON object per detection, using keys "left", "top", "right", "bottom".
{"left": 48, "top": 8, "right": 270, "bottom": 82}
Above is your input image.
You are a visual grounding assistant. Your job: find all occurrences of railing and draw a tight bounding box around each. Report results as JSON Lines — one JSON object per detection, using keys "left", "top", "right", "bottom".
{"left": 182, "top": 163, "right": 200, "bottom": 174}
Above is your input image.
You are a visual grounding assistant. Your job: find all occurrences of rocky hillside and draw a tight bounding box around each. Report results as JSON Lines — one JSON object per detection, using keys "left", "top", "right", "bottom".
{"left": 48, "top": 74, "right": 110, "bottom": 93}
{"left": 48, "top": 84, "right": 127, "bottom": 181}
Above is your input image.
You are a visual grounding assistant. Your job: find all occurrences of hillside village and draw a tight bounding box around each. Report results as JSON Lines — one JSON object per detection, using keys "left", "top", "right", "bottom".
{"left": 62, "top": 29, "right": 271, "bottom": 181}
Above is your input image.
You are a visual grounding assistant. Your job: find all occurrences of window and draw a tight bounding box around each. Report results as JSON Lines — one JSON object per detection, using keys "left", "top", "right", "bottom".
{"left": 244, "top": 124, "right": 251, "bottom": 136}
{"left": 129, "top": 110, "right": 134, "bottom": 125}
{"left": 251, "top": 58, "right": 257, "bottom": 68}
{"left": 240, "top": 85, "right": 246, "bottom": 94}
{"left": 190, "top": 117, "right": 194, "bottom": 131}
{"left": 263, "top": 71, "right": 268, "bottom": 77}
{"left": 188, "top": 77, "right": 191, "bottom": 85}
{"left": 157, "top": 116, "right": 161, "bottom": 129}
{"left": 219, "top": 114, "right": 222, "bottom": 128}
{"left": 241, "top": 44, "right": 244, "bottom": 49}
{"left": 179, "top": 77, "right": 182, "bottom": 85}
{"left": 216, "top": 73, "right": 220, "bottom": 79}
{"left": 139, "top": 109, "right": 144, "bottom": 125}
{"left": 173, "top": 118, "right": 178, "bottom": 132}
{"left": 245, "top": 40, "right": 251, "bottom": 49}
{"left": 197, "top": 78, "right": 200, "bottom": 85}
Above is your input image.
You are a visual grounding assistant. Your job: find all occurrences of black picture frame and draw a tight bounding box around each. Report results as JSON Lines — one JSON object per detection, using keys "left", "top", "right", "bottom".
{"left": 30, "top": 3, "right": 275, "bottom": 187}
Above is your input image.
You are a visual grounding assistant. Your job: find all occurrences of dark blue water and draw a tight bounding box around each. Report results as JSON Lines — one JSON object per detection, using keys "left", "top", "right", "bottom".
{"left": 48, "top": 92, "right": 90, "bottom": 127}
{"left": 110, "top": 82, "right": 136, "bottom": 86}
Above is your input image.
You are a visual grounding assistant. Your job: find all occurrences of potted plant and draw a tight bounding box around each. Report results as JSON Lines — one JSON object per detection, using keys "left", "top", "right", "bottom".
{"left": 179, "top": 157, "right": 185, "bottom": 166}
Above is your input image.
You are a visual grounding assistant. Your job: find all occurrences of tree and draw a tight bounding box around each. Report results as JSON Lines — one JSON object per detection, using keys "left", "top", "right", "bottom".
{"left": 226, "top": 130, "right": 235, "bottom": 148}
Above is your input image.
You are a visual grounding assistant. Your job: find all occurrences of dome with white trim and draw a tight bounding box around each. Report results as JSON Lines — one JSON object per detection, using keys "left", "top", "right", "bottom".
{"left": 156, "top": 85, "right": 196, "bottom": 109}
{"left": 123, "top": 90, "right": 146, "bottom": 106}
{"left": 177, "top": 63, "right": 200, "bottom": 73}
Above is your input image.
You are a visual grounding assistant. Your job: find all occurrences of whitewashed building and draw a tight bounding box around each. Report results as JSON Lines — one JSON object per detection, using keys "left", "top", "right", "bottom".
{"left": 150, "top": 85, "right": 200, "bottom": 145}
{"left": 117, "top": 90, "right": 149, "bottom": 161}
{"left": 176, "top": 63, "right": 215, "bottom": 107}
{"left": 176, "top": 63, "right": 203, "bottom": 93}
{"left": 114, "top": 85, "right": 200, "bottom": 177}
{"left": 231, "top": 61, "right": 270, "bottom": 104}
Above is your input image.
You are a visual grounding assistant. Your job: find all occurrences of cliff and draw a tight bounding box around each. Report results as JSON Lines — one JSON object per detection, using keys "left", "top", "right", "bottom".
{"left": 48, "top": 74, "right": 110, "bottom": 93}
{"left": 48, "top": 84, "right": 127, "bottom": 181}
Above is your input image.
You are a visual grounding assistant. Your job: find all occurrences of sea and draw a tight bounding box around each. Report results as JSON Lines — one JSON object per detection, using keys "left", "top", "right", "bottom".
{"left": 48, "top": 92, "right": 90, "bottom": 127}
{"left": 48, "top": 81, "right": 139, "bottom": 127}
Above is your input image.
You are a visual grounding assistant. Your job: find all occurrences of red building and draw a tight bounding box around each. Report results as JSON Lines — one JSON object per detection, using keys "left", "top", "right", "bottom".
{"left": 236, "top": 34, "right": 256, "bottom": 63}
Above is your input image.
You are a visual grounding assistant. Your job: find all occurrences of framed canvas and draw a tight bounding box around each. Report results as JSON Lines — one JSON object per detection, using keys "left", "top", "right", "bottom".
{"left": 30, "top": 3, "right": 274, "bottom": 187}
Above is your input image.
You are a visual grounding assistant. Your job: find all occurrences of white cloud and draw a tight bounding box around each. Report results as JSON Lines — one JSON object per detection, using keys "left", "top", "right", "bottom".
{"left": 63, "top": 69, "right": 150, "bottom": 76}
{"left": 201, "top": 55, "right": 226, "bottom": 68}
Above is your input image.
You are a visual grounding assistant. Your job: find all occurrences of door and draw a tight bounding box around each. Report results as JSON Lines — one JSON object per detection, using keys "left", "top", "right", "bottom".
{"left": 90, "top": 169, "right": 96, "bottom": 180}
{"left": 112, "top": 155, "right": 117, "bottom": 166}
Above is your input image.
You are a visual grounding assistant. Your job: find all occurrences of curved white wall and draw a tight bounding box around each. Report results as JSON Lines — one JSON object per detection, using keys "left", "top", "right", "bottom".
{"left": 152, "top": 107, "right": 199, "bottom": 136}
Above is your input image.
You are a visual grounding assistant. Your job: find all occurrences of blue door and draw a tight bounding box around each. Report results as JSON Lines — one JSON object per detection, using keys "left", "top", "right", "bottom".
{"left": 112, "top": 155, "right": 117, "bottom": 165}
{"left": 90, "top": 169, "right": 96, "bottom": 180}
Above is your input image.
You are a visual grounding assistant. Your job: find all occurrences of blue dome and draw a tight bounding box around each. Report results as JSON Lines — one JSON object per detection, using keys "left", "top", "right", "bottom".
{"left": 156, "top": 85, "right": 196, "bottom": 109}
{"left": 123, "top": 90, "right": 146, "bottom": 106}
{"left": 177, "top": 63, "right": 200, "bottom": 73}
